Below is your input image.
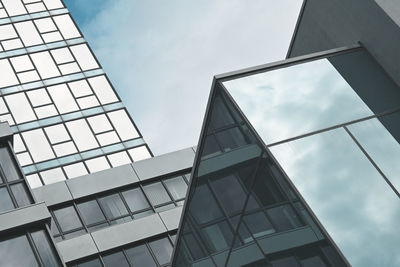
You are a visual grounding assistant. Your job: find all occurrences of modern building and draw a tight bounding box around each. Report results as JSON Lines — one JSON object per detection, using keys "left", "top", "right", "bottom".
{"left": 1, "top": 0, "right": 399, "bottom": 267}
{"left": 0, "top": 0, "right": 193, "bottom": 266}
{"left": 172, "top": 1, "right": 400, "bottom": 266}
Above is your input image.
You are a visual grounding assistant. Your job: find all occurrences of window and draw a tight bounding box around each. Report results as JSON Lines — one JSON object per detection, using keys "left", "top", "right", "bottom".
{"left": 98, "top": 193, "right": 129, "bottom": 220}
{"left": 22, "top": 129, "right": 55, "bottom": 162}
{"left": 122, "top": 188, "right": 151, "bottom": 213}
{"left": 164, "top": 176, "right": 187, "bottom": 201}
{"left": 88, "top": 76, "right": 118, "bottom": 104}
{"left": 107, "top": 109, "right": 139, "bottom": 141}
{"left": 66, "top": 119, "right": 99, "bottom": 151}
{"left": 0, "top": 230, "right": 61, "bottom": 267}
{"left": 128, "top": 146, "right": 151, "bottom": 161}
{"left": 102, "top": 252, "right": 130, "bottom": 267}
{"left": 77, "top": 200, "right": 106, "bottom": 226}
{"left": 53, "top": 206, "right": 83, "bottom": 233}
{"left": 149, "top": 238, "right": 173, "bottom": 265}
{"left": 126, "top": 244, "right": 157, "bottom": 267}
{"left": 143, "top": 182, "right": 172, "bottom": 207}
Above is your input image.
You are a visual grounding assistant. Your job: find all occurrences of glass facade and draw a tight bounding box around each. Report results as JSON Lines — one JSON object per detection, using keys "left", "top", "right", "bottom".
{"left": 0, "top": 0, "right": 152, "bottom": 188}
{"left": 0, "top": 228, "right": 62, "bottom": 267}
{"left": 49, "top": 172, "right": 190, "bottom": 241}
{"left": 173, "top": 48, "right": 400, "bottom": 266}
{"left": 68, "top": 233, "right": 176, "bottom": 267}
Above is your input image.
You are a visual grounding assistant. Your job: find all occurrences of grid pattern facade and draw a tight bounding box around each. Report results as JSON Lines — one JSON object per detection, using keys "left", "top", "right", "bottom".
{"left": 0, "top": 0, "right": 152, "bottom": 188}
{"left": 49, "top": 172, "right": 190, "bottom": 241}
{"left": 68, "top": 233, "right": 176, "bottom": 267}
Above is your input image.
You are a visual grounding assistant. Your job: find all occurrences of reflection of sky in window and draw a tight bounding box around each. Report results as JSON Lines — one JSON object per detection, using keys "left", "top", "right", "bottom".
{"left": 270, "top": 128, "right": 400, "bottom": 267}
{"left": 223, "top": 58, "right": 373, "bottom": 144}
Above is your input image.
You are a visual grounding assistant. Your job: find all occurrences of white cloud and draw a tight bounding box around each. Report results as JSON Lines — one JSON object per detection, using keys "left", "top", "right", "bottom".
{"left": 77, "top": 0, "right": 302, "bottom": 155}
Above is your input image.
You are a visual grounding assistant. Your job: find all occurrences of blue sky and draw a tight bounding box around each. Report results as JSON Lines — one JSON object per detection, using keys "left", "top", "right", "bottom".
{"left": 64, "top": 0, "right": 302, "bottom": 155}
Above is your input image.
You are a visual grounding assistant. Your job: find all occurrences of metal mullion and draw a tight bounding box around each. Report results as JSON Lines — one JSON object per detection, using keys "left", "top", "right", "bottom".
{"left": 26, "top": 231, "right": 45, "bottom": 267}
{"left": 145, "top": 242, "right": 162, "bottom": 267}
{"left": 39, "top": 28, "right": 59, "bottom": 35}
{"left": 0, "top": 36, "right": 22, "bottom": 42}
{"left": 118, "top": 191, "right": 136, "bottom": 219}
{"left": 138, "top": 184, "right": 156, "bottom": 213}
{"left": 51, "top": 138, "right": 73, "bottom": 146}
{"left": 89, "top": 128, "right": 114, "bottom": 136}
{"left": 73, "top": 202, "right": 90, "bottom": 233}
{"left": 121, "top": 250, "right": 134, "bottom": 267}
{"left": 15, "top": 68, "right": 36, "bottom": 75}
{"left": 95, "top": 196, "right": 114, "bottom": 226}
{"left": 160, "top": 179, "right": 177, "bottom": 205}
{"left": 57, "top": 60, "right": 77, "bottom": 66}
{"left": 85, "top": 219, "right": 109, "bottom": 230}
{"left": 32, "top": 102, "right": 54, "bottom": 109}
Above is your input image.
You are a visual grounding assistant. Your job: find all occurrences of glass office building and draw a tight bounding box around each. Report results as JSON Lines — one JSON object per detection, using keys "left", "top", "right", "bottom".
{"left": 172, "top": 47, "right": 400, "bottom": 266}
{"left": 0, "top": 1, "right": 192, "bottom": 267}
{"left": 0, "top": 0, "right": 152, "bottom": 188}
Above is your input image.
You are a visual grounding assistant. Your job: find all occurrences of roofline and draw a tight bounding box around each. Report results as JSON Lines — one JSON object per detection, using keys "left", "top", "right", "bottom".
{"left": 286, "top": 0, "right": 308, "bottom": 59}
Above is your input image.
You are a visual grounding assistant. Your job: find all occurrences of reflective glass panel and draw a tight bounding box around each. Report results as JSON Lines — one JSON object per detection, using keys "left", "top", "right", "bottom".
{"left": 125, "top": 244, "right": 157, "bottom": 267}
{"left": 149, "top": 238, "right": 173, "bottom": 265}
{"left": 98, "top": 193, "right": 128, "bottom": 219}
{"left": 0, "top": 146, "right": 21, "bottom": 181}
{"left": 102, "top": 251, "right": 129, "bottom": 267}
{"left": 78, "top": 258, "right": 102, "bottom": 267}
{"left": 143, "top": 182, "right": 171, "bottom": 206}
{"left": 122, "top": 188, "right": 150, "bottom": 212}
{"left": 77, "top": 200, "right": 106, "bottom": 225}
{"left": 0, "top": 235, "right": 39, "bottom": 267}
{"left": 53, "top": 206, "right": 83, "bottom": 232}
{"left": 31, "top": 230, "right": 61, "bottom": 267}
{"left": 270, "top": 128, "right": 400, "bottom": 266}
{"left": 164, "top": 176, "right": 187, "bottom": 200}
{"left": 10, "top": 183, "right": 32, "bottom": 207}
{"left": 0, "top": 187, "right": 14, "bottom": 212}
{"left": 348, "top": 116, "right": 400, "bottom": 192}
{"left": 223, "top": 55, "right": 374, "bottom": 144}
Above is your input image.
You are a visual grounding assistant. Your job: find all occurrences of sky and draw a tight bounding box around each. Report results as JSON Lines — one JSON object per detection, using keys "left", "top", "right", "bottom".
{"left": 63, "top": 0, "right": 302, "bottom": 155}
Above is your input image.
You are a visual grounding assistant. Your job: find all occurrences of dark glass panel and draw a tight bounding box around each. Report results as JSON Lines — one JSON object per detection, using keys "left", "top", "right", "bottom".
{"left": 215, "top": 127, "right": 249, "bottom": 152}
{"left": 98, "top": 193, "right": 129, "bottom": 219}
{"left": 164, "top": 176, "right": 188, "bottom": 200}
{"left": 143, "top": 182, "right": 172, "bottom": 206}
{"left": 53, "top": 206, "right": 83, "bottom": 232}
{"left": 266, "top": 204, "right": 303, "bottom": 232}
{"left": 125, "top": 244, "right": 157, "bottom": 267}
{"left": 208, "top": 95, "right": 235, "bottom": 131}
{"left": 0, "top": 146, "right": 21, "bottom": 182}
{"left": 201, "top": 221, "right": 234, "bottom": 253}
{"left": 10, "top": 183, "right": 32, "bottom": 207}
{"left": 211, "top": 174, "right": 247, "bottom": 215}
{"left": 300, "top": 256, "right": 328, "bottom": 267}
{"left": 243, "top": 211, "right": 275, "bottom": 239}
{"left": 122, "top": 187, "right": 150, "bottom": 212}
{"left": 102, "top": 251, "right": 130, "bottom": 267}
{"left": 251, "top": 164, "right": 285, "bottom": 208}
{"left": 0, "top": 234, "right": 39, "bottom": 267}
{"left": 149, "top": 237, "right": 173, "bottom": 265}
{"left": 77, "top": 200, "right": 106, "bottom": 225}
{"left": 31, "top": 230, "right": 61, "bottom": 267}
{"left": 182, "top": 232, "right": 206, "bottom": 260}
{"left": 78, "top": 258, "right": 103, "bottom": 267}
{"left": 202, "top": 135, "right": 221, "bottom": 158}
{"left": 189, "top": 183, "right": 223, "bottom": 224}
{"left": 0, "top": 187, "right": 14, "bottom": 212}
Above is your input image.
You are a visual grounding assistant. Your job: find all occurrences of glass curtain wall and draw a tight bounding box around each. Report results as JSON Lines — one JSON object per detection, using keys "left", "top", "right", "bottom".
{"left": 173, "top": 47, "right": 400, "bottom": 267}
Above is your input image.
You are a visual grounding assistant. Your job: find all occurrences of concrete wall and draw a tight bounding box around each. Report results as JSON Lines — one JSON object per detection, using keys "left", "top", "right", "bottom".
{"left": 289, "top": 0, "right": 400, "bottom": 86}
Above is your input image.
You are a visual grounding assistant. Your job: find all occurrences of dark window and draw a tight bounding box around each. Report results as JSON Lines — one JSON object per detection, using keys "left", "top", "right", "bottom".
{"left": 0, "top": 187, "right": 14, "bottom": 212}
{"left": 215, "top": 127, "right": 248, "bottom": 152}
{"left": 102, "top": 252, "right": 130, "bottom": 267}
{"left": 190, "top": 183, "right": 223, "bottom": 224}
{"left": 211, "top": 174, "right": 247, "bottom": 215}
{"left": 0, "top": 146, "right": 21, "bottom": 182}
{"left": 201, "top": 135, "right": 221, "bottom": 158}
{"left": 53, "top": 206, "right": 83, "bottom": 232}
{"left": 77, "top": 200, "right": 106, "bottom": 225}
{"left": 267, "top": 205, "right": 303, "bottom": 232}
{"left": 209, "top": 95, "right": 235, "bottom": 131}
{"left": 164, "top": 176, "right": 187, "bottom": 200}
{"left": 243, "top": 211, "right": 275, "bottom": 239}
{"left": 31, "top": 230, "right": 61, "bottom": 267}
{"left": 122, "top": 188, "right": 150, "bottom": 212}
{"left": 98, "top": 193, "right": 129, "bottom": 220}
{"left": 149, "top": 237, "right": 173, "bottom": 265}
{"left": 125, "top": 244, "right": 157, "bottom": 267}
{"left": 143, "top": 182, "right": 171, "bottom": 206}
{"left": 10, "top": 183, "right": 32, "bottom": 207}
{"left": 0, "top": 234, "right": 39, "bottom": 267}
{"left": 270, "top": 257, "right": 301, "bottom": 267}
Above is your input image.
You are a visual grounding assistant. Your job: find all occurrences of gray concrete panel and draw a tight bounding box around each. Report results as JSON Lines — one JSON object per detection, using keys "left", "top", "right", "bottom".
{"left": 288, "top": 0, "right": 400, "bottom": 87}
{"left": 66, "top": 164, "right": 139, "bottom": 199}
{"left": 91, "top": 213, "right": 167, "bottom": 252}
{"left": 32, "top": 182, "right": 73, "bottom": 207}
{"left": 132, "top": 147, "right": 194, "bottom": 181}
{"left": 57, "top": 234, "right": 98, "bottom": 263}
{"left": 0, "top": 203, "right": 50, "bottom": 232}
{"left": 159, "top": 206, "right": 182, "bottom": 231}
